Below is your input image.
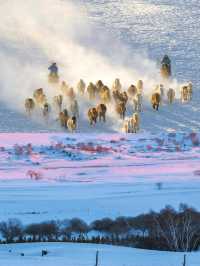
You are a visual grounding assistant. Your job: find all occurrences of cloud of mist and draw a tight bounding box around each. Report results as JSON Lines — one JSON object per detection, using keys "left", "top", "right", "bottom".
{"left": 0, "top": 0, "right": 181, "bottom": 131}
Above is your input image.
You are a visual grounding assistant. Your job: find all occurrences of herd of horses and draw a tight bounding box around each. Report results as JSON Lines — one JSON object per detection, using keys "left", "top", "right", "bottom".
{"left": 24, "top": 57, "right": 193, "bottom": 133}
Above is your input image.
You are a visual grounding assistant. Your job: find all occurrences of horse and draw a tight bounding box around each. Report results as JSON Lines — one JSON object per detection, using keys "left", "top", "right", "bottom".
{"left": 87, "top": 82, "right": 96, "bottom": 100}
{"left": 127, "top": 85, "right": 137, "bottom": 99}
{"left": 167, "top": 88, "right": 175, "bottom": 104}
{"left": 133, "top": 93, "right": 142, "bottom": 112}
{"left": 96, "top": 103, "right": 107, "bottom": 122}
{"left": 88, "top": 107, "right": 98, "bottom": 125}
{"left": 59, "top": 109, "right": 69, "bottom": 128}
{"left": 77, "top": 79, "right": 86, "bottom": 95}
{"left": 137, "top": 80, "right": 143, "bottom": 94}
{"left": 25, "top": 98, "right": 35, "bottom": 116}
{"left": 33, "top": 88, "right": 46, "bottom": 106}
{"left": 115, "top": 101, "right": 126, "bottom": 119}
{"left": 112, "top": 78, "right": 122, "bottom": 92}
{"left": 42, "top": 103, "right": 51, "bottom": 122}
{"left": 67, "top": 116, "right": 77, "bottom": 132}
{"left": 69, "top": 99, "right": 79, "bottom": 118}
{"left": 151, "top": 93, "right": 161, "bottom": 111}
{"left": 53, "top": 95, "right": 63, "bottom": 112}
{"left": 99, "top": 86, "right": 111, "bottom": 104}
{"left": 122, "top": 113, "right": 140, "bottom": 133}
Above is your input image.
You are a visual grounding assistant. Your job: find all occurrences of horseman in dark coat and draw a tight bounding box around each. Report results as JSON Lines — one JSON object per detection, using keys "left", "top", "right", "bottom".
{"left": 48, "top": 63, "right": 59, "bottom": 83}
{"left": 161, "top": 55, "right": 171, "bottom": 79}
{"left": 48, "top": 62, "right": 58, "bottom": 75}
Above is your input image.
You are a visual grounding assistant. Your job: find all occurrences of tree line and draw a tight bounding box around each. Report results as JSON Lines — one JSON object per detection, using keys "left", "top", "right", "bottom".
{"left": 0, "top": 204, "right": 200, "bottom": 252}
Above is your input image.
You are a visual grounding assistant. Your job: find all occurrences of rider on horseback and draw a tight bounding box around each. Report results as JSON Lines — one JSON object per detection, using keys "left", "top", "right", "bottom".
{"left": 48, "top": 62, "right": 58, "bottom": 75}
{"left": 48, "top": 62, "right": 59, "bottom": 83}
{"left": 161, "top": 55, "right": 171, "bottom": 67}
{"left": 161, "top": 55, "right": 171, "bottom": 78}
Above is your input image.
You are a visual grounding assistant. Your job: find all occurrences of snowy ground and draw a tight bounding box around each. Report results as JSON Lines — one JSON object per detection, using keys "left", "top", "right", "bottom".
{"left": 0, "top": 0, "right": 199, "bottom": 132}
{"left": 82, "top": 0, "right": 200, "bottom": 86}
{"left": 0, "top": 242, "right": 199, "bottom": 266}
{"left": 0, "top": 133, "right": 200, "bottom": 223}
{"left": 1, "top": 1, "right": 200, "bottom": 264}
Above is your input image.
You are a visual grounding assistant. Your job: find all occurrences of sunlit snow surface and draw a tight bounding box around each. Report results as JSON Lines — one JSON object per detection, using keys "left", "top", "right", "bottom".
{"left": 0, "top": 0, "right": 199, "bottom": 132}
{"left": 81, "top": 0, "right": 199, "bottom": 85}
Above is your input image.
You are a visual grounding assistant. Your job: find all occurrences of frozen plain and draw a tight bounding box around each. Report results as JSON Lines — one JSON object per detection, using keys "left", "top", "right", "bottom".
{"left": 0, "top": 0, "right": 200, "bottom": 265}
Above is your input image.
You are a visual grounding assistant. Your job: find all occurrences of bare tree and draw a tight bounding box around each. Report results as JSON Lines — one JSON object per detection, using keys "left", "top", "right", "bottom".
{"left": 152, "top": 205, "right": 200, "bottom": 251}
{"left": 0, "top": 219, "right": 23, "bottom": 242}
{"left": 70, "top": 218, "right": 89, "bottom": 237}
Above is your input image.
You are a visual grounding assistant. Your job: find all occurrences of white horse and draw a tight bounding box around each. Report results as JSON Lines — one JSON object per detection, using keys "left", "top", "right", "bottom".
{"left": 67, "top": 116, "right": 77, "bottom": 132}
{"left": 112, "top": 78, "right": 122, "bottom": 92}
{"left": 69, "top": 99, "right": 79, "bottom": 118}
{"left": 133, "top": 93, "right": 142, "bottom": 112}
{"left": 167, "top": 88, "right": 175, "bottom": 104}
{"left": 180, "top": 84, "right": 192, "bottom": 103}
{"left": 137, "top": 80, "right": 143, "bottom": 95}
{"left": 77, "top": 79, "right": 86, "bottom": 95}
{"left": 53, "top": 95, "right": 63, "bottom": 112}
{"left": 154, "top": 84, "right": 165, "bottom": 104}
{"left": 122, "top": 113, "right": 140, "bottom": 133}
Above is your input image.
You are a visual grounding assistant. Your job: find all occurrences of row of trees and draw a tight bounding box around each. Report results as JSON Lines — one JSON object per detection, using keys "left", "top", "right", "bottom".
{"left": 0, "top": 204, "right": 200, "bottom": 252}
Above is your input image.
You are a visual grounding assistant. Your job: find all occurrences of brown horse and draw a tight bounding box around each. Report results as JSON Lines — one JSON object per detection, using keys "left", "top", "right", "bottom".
{"left": 87, "top": 83, "right": 96, "bottom": 100}
{"left": 48, "top": 72, "right": 59, "bottom": 84}
{"left": 151, "top": 93, "right": 161, "bottom": 110}
{"left": 25, "top": 98, "right": 35, "bottom": 115}
{"left": 77, "top": 79, "right": 86, "bottom": 95}
{"left": 59, "top": 109, "right": 69, "bottom": 128}
{"left": 127, "top": 85, "right": 137, "bottom": 99}
{"left": 99, "top": 86, "right": 111, "bottom": 104}
{"left": 115, "top": 101, "right": 126, "bottom": 119}
{"left": 88, "top": 107, "right": 98, "bottom": 125}
{"left": 97, "top": 104, "right": 107, "bottom": 122}
{"left": 113, "top": 90, "right": 128, "bottom": 105}
{"left": 96, "top": 80, "right": 104, "bottom": 95}
{"left": 33, "top": 88, "right": 46, "bottom": 106}
{"left": 42, "top": 103, "right": 51, "bottom": 123}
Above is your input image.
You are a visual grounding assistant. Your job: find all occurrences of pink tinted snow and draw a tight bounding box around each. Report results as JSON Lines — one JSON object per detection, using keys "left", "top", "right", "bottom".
{"left": 0, "top": 133, "right": 199, "bottom": 183}
{"left": 0, "top": 133, "right": 53, "bottom": 147}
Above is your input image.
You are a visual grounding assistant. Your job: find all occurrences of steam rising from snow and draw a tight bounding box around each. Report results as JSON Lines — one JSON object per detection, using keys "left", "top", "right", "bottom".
{"left": 0, "top": 0, "right": 180, "bottom": 130}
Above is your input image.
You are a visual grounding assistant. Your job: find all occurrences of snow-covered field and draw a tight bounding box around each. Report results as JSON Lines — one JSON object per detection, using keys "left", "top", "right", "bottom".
{"left": 0, "top": 0, "right": 199, "bottom": 132}
{"left": 0, "top": 132, "right": 200, "bottom": 223}
{"left": 0, "top": 0, "right": 200, "bottom": 264}
{"left": 0, "top": 242, "right": 199, "bottom": 266}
